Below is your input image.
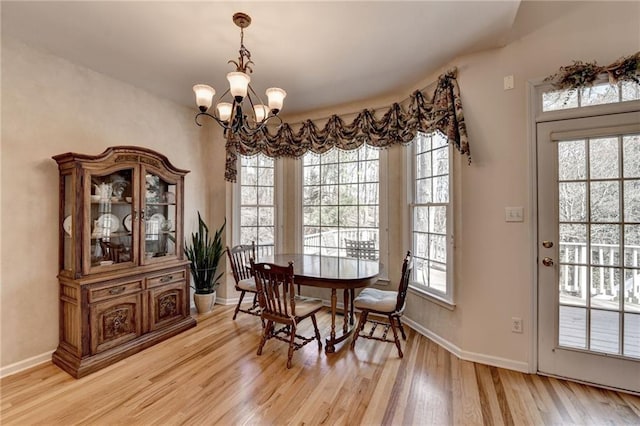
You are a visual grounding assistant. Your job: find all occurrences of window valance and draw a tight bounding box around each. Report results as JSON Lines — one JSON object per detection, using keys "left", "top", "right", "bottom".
{"left": 224, "top": 68, "right": 470, "bottom": 182}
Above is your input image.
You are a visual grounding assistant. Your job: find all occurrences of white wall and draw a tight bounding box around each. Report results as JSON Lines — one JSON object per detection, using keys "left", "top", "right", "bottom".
{"left": 0, "top": 38, "right": 226, "bottom": 371}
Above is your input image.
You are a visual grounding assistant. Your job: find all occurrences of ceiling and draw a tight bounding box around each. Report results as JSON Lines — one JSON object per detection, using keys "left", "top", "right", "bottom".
{"left": 1, "top": 1, "right": 522, "bottom": 116}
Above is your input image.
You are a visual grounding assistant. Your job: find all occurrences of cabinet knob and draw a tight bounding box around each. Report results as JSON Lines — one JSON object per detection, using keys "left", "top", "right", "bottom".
{"left": 109, "top": 286, "right": 126, "bottom": 295}
{"left": 160, "top": 275, "right": 173, "bottom": 283}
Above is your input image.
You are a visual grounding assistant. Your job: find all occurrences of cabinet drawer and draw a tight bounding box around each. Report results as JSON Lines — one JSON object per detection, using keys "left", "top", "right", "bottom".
{"left": 147, "top": 269, "right": 186, "bottom": 288}
{"left": 89, "top": 280, "right": 144, "bottom": 303}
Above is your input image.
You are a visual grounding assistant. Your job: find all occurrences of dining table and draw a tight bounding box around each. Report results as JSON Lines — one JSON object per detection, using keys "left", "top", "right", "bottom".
{"left": 258, "top": 253, "right": 381, "bottom": 353}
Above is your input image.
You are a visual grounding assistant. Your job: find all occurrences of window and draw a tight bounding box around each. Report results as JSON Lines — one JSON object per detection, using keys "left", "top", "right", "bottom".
{"left": 238, "top": 154, "right": 275, "bottom": 255}
{"left": 410, "top": 131, "right": 453, "bottom": 301}
{"left": 302, "top": 145, "right": 379, "bottom": 259}
{"left": 542, "top": 81, "right": 640, "bottom": 112}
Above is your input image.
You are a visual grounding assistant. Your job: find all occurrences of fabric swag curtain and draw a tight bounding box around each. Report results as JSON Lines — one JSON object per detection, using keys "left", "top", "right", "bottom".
{"left": 224, "top": 68, "right": 470, "bottom": 182}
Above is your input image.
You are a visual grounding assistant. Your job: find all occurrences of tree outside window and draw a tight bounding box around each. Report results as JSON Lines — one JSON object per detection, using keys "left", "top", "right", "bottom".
{"left": 302, "top": 145, "right": 379, "bottom": 259}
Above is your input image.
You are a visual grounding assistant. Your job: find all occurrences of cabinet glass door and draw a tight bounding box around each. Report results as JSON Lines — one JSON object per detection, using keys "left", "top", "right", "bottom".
{"left": 143, "top": 170, "right": 178, "bottom": 263}
{"left": 88, "top": 168, "right": 135, "bottom": 270}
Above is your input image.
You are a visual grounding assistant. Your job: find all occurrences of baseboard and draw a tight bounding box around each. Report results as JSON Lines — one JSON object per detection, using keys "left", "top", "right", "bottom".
{"left": 1, "top": 350, "right": 54, "bottom": 378}
{"left": 402, "top": 317, "right": 530, "bottom": 373}
{"left": 214, "top": 296, "right": 237, "bottom": 306}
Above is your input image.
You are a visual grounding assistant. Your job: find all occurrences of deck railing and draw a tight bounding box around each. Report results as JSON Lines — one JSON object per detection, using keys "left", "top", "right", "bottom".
{"left": 302, "top": 228, "right": 379, "bottom": 259}
{"left": 560, "top": 242, "right": 640, "bottom": 305}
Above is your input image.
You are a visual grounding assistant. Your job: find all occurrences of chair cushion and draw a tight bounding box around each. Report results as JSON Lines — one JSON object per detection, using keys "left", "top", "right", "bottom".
{"left": 237, "top": 277, "right": 256, "bottom": 292}
{"left": 354, "top": 288, "right": 397, "bottom": 313}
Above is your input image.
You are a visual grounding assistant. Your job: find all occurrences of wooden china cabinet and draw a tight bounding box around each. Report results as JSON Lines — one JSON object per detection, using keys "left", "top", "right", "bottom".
{"left": 52, "top": 146, "right": 196, "bottom": 378}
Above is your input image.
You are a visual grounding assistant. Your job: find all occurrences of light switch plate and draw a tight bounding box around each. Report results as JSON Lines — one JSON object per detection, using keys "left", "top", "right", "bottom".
{"left": 505, "top": 206, "right": 524, "bottom": 222}
{"left": 504, "top": 75, "right": 514, "bottom": 90}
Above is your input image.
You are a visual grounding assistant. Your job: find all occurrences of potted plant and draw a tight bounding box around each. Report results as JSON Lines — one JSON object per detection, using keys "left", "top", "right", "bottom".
{"left": 184, "top": 212, "right": 226, "bottom": 314}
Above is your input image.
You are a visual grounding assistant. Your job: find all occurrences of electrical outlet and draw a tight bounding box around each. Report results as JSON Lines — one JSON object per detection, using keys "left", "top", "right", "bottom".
{"left": 512, "top": 317, "right": 523, "bottom": 333}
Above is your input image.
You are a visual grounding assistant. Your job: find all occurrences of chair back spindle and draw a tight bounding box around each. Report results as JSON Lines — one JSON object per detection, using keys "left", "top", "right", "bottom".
{"left": 395, "top": 251, "right": 413, "bottom": 312}
{"left": 227, "top": 242, "right": 256, "bottom": 283}
{"left": 252, "top": 261, "right": 297, "bottom": 321}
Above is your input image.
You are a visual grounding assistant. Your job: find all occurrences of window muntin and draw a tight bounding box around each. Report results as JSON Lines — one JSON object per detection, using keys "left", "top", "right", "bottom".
{"left": 411, "top": 132, "right": 452, "bottom": 299}
{"left": 542, "top": 81, "right": 640, "bottom": 112}
{"left": 302, "top": 145, "right": 379, "bottom": 259}
{"left": 239, "top": 154, "right": 275, "bottom": 253}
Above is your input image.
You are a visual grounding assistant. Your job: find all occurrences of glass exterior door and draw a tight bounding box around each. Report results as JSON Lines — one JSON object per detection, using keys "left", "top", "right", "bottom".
{"left": 537, "top": 111, "right": 640, "bottom": 393}
{"left": 87, "top": 167, "right": 135, "bottom": 271}
{"left": 142, "top": 169, "right": 178, "bottom": 263}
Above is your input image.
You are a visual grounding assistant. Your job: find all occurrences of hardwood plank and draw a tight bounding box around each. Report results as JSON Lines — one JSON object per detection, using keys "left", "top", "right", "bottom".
{"left": 499, "top": 369, "right": 544, "bottom": 425}
{"left": 451, "top": 357, "right": 483, "bottom": 425}
{"left": 1, "top": 305, "right": 639, "bottom": 425}
{"left": 474, "top": 363, "right": 505, "bottom": 425}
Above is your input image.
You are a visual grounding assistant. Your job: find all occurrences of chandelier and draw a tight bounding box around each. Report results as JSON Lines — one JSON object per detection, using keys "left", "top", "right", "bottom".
{"left": 192, "top": 12, "right": 286, "bottom": 136}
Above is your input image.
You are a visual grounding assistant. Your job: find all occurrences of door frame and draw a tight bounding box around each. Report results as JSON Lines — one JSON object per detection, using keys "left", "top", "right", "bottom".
{"left": 527, "top": 78, "right": 640, "bottom": 380}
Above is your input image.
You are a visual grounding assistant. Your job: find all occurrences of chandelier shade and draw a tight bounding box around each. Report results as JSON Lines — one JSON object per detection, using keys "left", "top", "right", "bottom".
{"left": 193, "top": 84, "right": 215, "bottom": 112}
{"left": 193, "top": 12, "right": 286, "bottom": 136}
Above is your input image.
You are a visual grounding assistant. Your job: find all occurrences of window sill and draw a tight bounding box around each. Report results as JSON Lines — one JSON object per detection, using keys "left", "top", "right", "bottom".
{"left": 408, "top": 285, "right": 456, "bottom": 311}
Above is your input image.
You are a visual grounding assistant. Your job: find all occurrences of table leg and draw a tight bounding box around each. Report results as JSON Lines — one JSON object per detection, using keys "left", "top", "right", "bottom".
{"left": 349, "top": 289, "right": 355, "bottom": 326}
{"left": 342, "top": 289, "right": 349, "bottom": 334}
{"left": 326, "top": 288, "right": 337, "bottom": 353}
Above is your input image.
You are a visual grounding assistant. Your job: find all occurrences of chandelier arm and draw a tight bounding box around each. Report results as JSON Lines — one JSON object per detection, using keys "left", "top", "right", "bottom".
{"left": 195, "top": 111, "right": 233, "bottom": 132}
{"left": 246, "top": 86, "right": 258, "bottom": 107}
{"left": 238, "top": 114, "right": 283, "bottom": 137}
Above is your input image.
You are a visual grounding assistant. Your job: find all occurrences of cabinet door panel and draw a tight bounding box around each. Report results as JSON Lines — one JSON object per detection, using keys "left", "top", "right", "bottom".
{"left": 84, "top": 165, "right": 137, "bottom": 275}
{"left": 141, "top": 166, "right": 182, "bottom": 265}
{"left": 148, "top": 282, "right": 187, "bottom": 331}
{"left": 90, "top": 294, "right": 142, "bottom": 354}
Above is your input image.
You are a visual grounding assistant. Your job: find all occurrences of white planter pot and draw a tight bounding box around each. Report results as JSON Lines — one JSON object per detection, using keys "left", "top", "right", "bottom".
{"left": 194, "top": 292, "right": 216, "bottom": 314}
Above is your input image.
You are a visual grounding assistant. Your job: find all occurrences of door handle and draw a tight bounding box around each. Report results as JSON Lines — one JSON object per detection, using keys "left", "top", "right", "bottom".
{"left": 542, "top": 257, "right": 554, "bottom": 267}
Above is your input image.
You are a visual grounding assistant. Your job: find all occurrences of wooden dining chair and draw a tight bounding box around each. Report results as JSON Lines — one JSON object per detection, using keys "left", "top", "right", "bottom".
{"left": 350, "top": 251, "right": 412, "bottom": 357}
{"left": 251, "top": 260, "right": 323, "bottom": 368}
{"left": 226, "top": 242, "right": 261, "bottom": 320}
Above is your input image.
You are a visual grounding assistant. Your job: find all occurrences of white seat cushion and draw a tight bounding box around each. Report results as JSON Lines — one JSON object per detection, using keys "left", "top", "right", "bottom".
{"left": 237, "top": 277, "right": 256, "bottom": 292}
{"left": 353, "top": 288, "right": 397, "bottom": 313}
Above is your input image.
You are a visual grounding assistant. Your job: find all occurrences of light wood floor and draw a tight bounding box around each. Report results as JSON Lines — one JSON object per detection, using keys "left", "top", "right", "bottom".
{"left": 2, "top": 305, "right": 639, "bottom": 425}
